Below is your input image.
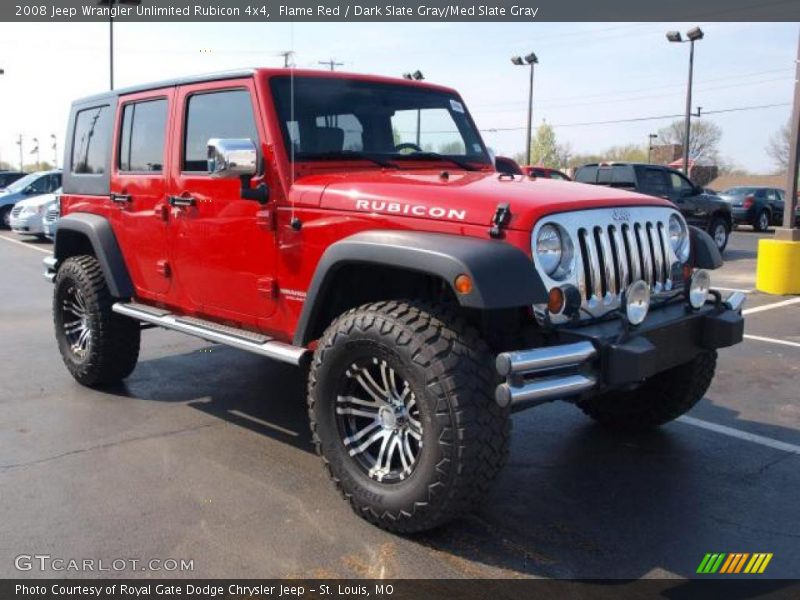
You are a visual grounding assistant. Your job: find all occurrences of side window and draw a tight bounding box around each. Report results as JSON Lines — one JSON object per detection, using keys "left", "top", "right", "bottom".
{"left": 119, "top": 98, "right": 168, "bottom": 172}
{"left": 29, "top": 176, "right": 50, "bottom": 193}
{"left": 72, "top": 105, "right": 111, "bottom": 174}
{"left": 574, "top": 166, "right": 597, "bottom": 183}
{"left": 670, "top": 172, "right": 694, "bottom": 196}
{"left": 639, "top": 168, "right": 671, "bottom": 197}
{"left": 183, "top": 89, "right": 258, "bottom": 172}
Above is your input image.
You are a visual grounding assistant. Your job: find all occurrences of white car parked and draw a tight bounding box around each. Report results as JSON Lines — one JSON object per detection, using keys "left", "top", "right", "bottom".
{"left": 10, "top": 188, "right": 62, "bottom": 239}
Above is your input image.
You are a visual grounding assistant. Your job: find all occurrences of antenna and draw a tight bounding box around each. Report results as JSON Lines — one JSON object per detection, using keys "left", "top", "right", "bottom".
{"left": 318, "top": 58, "right": 343, "bottom": 71}
{"left": 289, "top": 23, "right": 297, "bottom": 226}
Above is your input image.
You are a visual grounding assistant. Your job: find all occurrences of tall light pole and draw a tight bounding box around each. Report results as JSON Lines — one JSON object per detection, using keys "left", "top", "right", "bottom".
{"left": 98, "top": 0, "right": 141, "bottom": 90}
{"left": 51, "top": 134, "right": 58, "bottom": 169}
{"left": 667, "top": 27, "right": 704, "bottom": 176}
{"left": 16, "top": 135, "right": 23, "bottom": 172}
{"left": 512, "top": 52, "right": 538, "bottom": 166}
{"left": 31, "top": 138, "right": 40, "bottom": 171}
{"left": 781, "top": 29, "right": 800, "bottom": 236}
{"left": 648, "top": 133, "right": 658, "bottom": 163}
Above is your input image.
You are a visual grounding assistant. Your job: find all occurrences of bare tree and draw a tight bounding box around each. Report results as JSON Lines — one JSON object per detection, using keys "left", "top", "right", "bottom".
{"left": 766, "top": 120, "right": 791, "bottom": 172}
{"left": 657, "top": 119, "right": 722, "bottom": 163}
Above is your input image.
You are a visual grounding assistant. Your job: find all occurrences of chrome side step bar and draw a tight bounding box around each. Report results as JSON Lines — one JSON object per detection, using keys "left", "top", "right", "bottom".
{"left": 495, "top": 341, "right": 598, "bottom": 412}
{"left": 112, "top": 302, "right": 308, "bottom": 366}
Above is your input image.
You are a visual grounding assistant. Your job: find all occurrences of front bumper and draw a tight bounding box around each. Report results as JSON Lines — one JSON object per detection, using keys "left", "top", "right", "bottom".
{"left": 10, "top": 214, "right": 44, "bottom": 234}
{"left": 495, "top": 293, "right": 745, "bottom": 411}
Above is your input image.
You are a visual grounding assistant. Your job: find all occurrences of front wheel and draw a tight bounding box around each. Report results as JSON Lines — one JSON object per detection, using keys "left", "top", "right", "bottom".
{"left": 578, "top": 351, "right": 717, "bottom": 431}
{"left": 754, "top": 209, "right": 770, "bottom": 233}
{"left": 307, "top": 301, "right": 510, "bottom": 533}
{"left": 53, "top": 255, "right": 141, "bottom": 387}
{"left": 708, "top": 217, "right": 730, "bottom": 252}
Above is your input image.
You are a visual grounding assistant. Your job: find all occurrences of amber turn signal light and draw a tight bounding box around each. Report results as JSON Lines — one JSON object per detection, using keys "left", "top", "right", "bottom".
{"left": 547, "top": 287, "right": 565, "bottom": 314}
{"left": 454, "top": 274, "right": 474, "bottom": 295}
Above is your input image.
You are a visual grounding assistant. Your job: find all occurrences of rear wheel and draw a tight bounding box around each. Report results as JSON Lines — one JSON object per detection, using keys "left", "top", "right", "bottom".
{"left": 754, "top": 209, "right": 770, "bottom": 232}
{"left": 308, "top": 301, "right": 510, "bottom": 533}
{"left": 53, "top": 255, "right": 140, "bottom": 387}
{"left": 578, "top": 351, "right": 717, "bottom": 431}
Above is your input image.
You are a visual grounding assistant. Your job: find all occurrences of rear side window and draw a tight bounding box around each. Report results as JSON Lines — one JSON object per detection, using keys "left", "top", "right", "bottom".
{"left": 119, "top": 99, "right": 168, "bottom": 172}
{"left": 574, "top": 166, "right": 597, "bottom": 183}
{"left": 183, "top": 90, "right": 258, "bottom": 172}
{"left": 71, "top": 105, "right": 111, "bottom": 174}
{"left": 638, "top": 167, "right": 671, "bottom": 197}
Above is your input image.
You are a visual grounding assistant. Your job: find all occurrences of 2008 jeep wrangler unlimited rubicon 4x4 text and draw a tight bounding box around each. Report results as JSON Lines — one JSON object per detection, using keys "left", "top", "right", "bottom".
{"left": 45, "top": 69, "right": 744, "bottom": 533}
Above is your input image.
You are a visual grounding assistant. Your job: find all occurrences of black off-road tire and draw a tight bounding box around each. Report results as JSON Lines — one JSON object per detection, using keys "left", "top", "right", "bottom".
{"left": 708, "top": 216, "right": 730, "bottom": 252}
{"left": 578, "top": 351, "right": 717, "bottom": 431}
{"left": 53, "top": 255, "right": 140, "bottom": 387}
{"left": 307, "top": 300, "right": 511, "bottom": 533}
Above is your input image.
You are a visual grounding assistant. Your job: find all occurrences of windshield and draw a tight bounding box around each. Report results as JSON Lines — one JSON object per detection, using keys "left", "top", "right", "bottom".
{"left": 3, "top": 173, "right": 40, "bottom": 193}
{"left": 270, "top": 76, "right": 491, "bottom": 168}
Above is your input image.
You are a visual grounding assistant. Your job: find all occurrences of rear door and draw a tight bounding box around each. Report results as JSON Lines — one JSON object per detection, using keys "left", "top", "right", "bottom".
{"left": 110, "top": 89, "right": 174, "bottom": 300}
{"left": 167, "top": 79, "right": 278, "bottom": 324}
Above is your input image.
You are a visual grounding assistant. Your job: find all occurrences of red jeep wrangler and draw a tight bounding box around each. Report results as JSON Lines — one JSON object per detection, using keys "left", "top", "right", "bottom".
{"left": 45, "top": 69, "right": 744, "bottom": 532}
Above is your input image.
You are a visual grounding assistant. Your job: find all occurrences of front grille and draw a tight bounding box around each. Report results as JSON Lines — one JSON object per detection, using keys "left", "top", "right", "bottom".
{"left": 532, "top": 206, "right": 684, "bottom": 320}
{"left": 45, "top": 206, "right": 59, "bottom": 223}
{"left": 11, "top": 206, "right": 23, "bottom": 218}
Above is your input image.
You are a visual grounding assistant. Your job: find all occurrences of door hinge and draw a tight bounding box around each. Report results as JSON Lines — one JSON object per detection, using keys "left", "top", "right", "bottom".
{"left": 489, "top": 203, "right": 512, "bottom": 238}
{"left": 257, "top": 277, "right": 278, "bottom": 298}
{"left": 156, "top": 260, "right": 171, "bottom": 278}
{"left": 256, "top": 207, "right": 275, "bottom": 229}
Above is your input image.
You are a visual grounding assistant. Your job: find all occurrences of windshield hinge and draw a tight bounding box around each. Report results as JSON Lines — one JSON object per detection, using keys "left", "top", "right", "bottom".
{"left": 489, "top": 203, "right": 512, "bottom": 239}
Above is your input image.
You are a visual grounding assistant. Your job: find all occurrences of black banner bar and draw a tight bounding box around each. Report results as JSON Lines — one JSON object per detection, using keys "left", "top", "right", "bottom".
{"left": 4, "top": 579, "right": 800, "bottom": 600}
{"left": 4, "top": 0, "right": 800, "bottom": 22}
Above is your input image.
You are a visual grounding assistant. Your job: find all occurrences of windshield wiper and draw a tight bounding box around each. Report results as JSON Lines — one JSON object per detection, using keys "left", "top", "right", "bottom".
{"left": 394, "top": 152, "right": 480, "bottom": 172}
{"left": 297, "top": 151, "right": 400, "bottom": 169}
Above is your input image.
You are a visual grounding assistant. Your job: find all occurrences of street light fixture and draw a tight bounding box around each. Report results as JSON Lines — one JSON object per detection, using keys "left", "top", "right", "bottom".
{"left": 667, "top": 26, "right": 704, "bottom": 175}
{"left": 511, "top": 52, "right": 538, "bottom": 166}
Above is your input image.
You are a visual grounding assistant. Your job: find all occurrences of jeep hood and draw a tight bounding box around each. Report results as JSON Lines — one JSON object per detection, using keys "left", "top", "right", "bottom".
{"left": 300, "top": 170, "right": 674, "bottom": 230}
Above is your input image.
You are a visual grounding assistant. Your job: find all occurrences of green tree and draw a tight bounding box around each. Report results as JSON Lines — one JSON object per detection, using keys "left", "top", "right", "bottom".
{"left": 529, "top": 120, "right": 560, "bottom": 168}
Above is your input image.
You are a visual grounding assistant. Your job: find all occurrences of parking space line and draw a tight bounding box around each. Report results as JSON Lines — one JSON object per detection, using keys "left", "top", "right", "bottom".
{"left": 744, "top": 334, "right": 800, "bottom": 349}
{"left": 677, "top": 416, "right": 800, "bottom": 455}
{"left": 742, "top": 297, "right": 800, "bottom": 315}
{"left": 716, "top": 287, "right": 753, "bottom": 294}
{"left": 0, "top": 234, "right": 52, "bottom": 255}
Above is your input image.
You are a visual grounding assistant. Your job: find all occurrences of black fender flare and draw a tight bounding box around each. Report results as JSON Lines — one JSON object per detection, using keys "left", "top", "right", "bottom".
{"left": 54, "top": 213, "right": 133, "bottom": 298}
{"left": 690, "top": 225, "right": 723, "bottom": 270}
{"left": 293, "top": 230, "right": 546, "bottom": 345}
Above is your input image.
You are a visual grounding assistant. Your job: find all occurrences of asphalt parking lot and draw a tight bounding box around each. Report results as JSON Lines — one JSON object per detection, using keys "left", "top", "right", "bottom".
{"left": 0, "top": 228, "right": 798, "bottom": 579}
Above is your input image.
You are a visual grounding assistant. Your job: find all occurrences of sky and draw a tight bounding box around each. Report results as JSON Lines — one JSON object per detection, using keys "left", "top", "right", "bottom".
{"left": 0, "top": 21, "right": 796, "bottom": 173}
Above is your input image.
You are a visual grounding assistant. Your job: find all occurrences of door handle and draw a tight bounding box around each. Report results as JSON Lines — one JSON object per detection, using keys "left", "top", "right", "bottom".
{"left": 110, "top": 193, "right": 132, "bottom": 204}
{"left": 168, "top": 195, "right": 196, "bottom": 207}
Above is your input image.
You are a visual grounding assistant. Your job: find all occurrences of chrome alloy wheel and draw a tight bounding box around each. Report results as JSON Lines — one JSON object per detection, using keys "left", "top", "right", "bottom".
{"left": 61, "top": 285, "right": 91, "bottom": 358}
{"left": 758, "top": 211, "right": 769, "bottom": 232}
{"left": 336, "top": 357, "right": 423, "bottom": 483}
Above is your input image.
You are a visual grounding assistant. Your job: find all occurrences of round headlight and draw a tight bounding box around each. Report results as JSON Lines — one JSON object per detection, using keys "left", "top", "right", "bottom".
{"left": 535, "top": 223, "right": 574, "bottom": 279}
{"left": 536, "top": 224, "right": 563, "bottom": 276}
{"left": 688, "top": 269, "right": 710, "bottom": 309}
{"left": 668, "top": 214, "right": 690, "bottom": 262}
{"left": 624, "top": 280, "right": 651, "bottom": 326}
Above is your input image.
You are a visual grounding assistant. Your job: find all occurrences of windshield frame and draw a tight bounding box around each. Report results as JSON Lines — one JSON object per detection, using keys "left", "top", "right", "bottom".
{"left": 268, "top": 75, "right": 492, "bottom": 170}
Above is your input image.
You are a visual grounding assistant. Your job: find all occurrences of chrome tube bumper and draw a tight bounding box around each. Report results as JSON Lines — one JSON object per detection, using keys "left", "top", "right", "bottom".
{"left": 495, "top": 341, "right": 598, "bottom": 412}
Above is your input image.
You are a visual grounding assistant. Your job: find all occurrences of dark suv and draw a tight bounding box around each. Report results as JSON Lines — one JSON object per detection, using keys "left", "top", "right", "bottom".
{"left": 574, "top": 163, "right": 732, "bottom": 252}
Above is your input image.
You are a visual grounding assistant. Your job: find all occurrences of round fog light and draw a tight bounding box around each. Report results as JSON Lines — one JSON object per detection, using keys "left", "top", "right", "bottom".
{"left": 688, "top": 269, "right": 711, "bottom": 309}
{"left": 624, "top": 280, "right": 651, "bottom": 326}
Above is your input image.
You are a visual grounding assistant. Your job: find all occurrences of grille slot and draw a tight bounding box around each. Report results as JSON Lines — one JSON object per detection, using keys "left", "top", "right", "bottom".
{"left": 11, "top": 206, "right": 23, "bottom": 218}
{"left": 535, "top": 207, "right": 682, "bottom": 321}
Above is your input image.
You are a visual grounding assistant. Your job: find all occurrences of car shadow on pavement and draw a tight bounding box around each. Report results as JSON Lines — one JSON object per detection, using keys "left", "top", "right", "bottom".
{"left": 109, "top": 344, "right": 314, "bottom": 453}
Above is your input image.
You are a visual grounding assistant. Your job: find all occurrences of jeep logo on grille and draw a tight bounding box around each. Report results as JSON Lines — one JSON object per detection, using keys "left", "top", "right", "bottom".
{"left": 612, "top": 209, "right": 631, "bottom": 222}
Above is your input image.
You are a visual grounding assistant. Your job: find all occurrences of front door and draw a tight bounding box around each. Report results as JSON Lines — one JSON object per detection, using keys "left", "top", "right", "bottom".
{"left": 167, "top": 80, "right": 278, "bottom": 325}
{"left": 110, "top": 90, "right": 174, "bottom": 299}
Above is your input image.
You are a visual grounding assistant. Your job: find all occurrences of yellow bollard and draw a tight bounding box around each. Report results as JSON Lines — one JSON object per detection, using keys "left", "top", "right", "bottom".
{"left": 756, "top": 238, "right": 800, "bottom": 295}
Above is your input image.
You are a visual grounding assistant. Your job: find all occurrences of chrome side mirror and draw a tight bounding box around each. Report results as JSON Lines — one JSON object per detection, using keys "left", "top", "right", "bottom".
{"left": 207, "top": 138, "right": 258, "bottom": 178}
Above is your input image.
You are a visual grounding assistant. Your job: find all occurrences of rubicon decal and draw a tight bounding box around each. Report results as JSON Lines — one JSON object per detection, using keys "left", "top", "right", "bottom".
{"left": 355, "top": 199, "right": 466, "bottom": 221}
{"left": 696, "top": 552, "right": 773, "bottom": 574}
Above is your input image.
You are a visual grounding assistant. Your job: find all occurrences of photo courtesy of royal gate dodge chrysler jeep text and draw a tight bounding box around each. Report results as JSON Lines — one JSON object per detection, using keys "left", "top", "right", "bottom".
{"left": 44, "top": 68, "right": 745, "bottom": 533}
